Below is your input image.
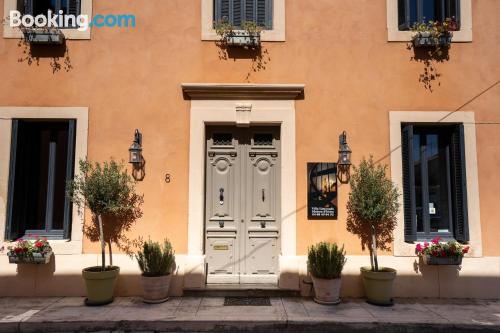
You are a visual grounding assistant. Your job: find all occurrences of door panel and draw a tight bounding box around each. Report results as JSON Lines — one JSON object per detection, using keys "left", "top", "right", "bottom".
{"left": 205, "top": 126, "right": 280, "bottom": 284}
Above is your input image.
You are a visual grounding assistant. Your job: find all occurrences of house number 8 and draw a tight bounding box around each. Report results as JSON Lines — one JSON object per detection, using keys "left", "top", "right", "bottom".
{"left": 165, "top": 173, "right": 171, "bottom": 183}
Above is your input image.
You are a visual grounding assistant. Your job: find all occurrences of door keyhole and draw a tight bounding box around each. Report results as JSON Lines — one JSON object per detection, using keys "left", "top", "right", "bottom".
{"left": 219, "top": 188, "right": 224, "bottom": 205}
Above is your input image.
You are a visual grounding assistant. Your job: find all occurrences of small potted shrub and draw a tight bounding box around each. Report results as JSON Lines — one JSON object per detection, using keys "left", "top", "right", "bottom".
{"left": 416, "top": 237, "right": 469, "bottom": 265}
{"left": 136, "top": 239, "right": 175, "bottom": 303}
{"left": 7, "top": 236, "right": 52, "bottom": 264}
{"left": 215, "top": 19, "right": 261, "bottom": 47}
{"left": 68, "top": 159, "right": 143, "bottom": 306}
{"left": 346, "top": 157, "right": 400, "bottom": 305}
{"left": 308, "top": 242, "right": 347, "bottom": 305}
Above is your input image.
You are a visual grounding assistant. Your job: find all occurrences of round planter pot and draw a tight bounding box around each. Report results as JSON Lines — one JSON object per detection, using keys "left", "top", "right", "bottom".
{"left": 360, "top": 266, "right": 396, "bottom": 306}
{"left": 141, "top": 274, "right": 172, "bottom": 304}
{"left": 311, "top": 276, "right": 342, "bottom": 305}
{"left": 82, "top": 266, "right": 120, "bottom": 306}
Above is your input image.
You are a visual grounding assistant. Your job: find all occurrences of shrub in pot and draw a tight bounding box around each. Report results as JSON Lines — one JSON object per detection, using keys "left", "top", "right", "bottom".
{"left": 308, "top": 242, "right": 346, "bottom": 305}
{"left": 68, "top": 159, "right": 143, "bottom": 306}
{"left": 136, "top": 239, "right": 175, "bottom": 303}
{"left": 346, "top": 157, "right": 400, "bottom": 305}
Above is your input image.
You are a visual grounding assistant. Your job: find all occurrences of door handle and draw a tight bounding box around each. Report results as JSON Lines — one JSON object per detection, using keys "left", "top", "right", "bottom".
{"left": 219, "top": 188, "right": 224, "bottom": 205}
{"left": 262, "top": 188, "right": 265, "bottom": 202}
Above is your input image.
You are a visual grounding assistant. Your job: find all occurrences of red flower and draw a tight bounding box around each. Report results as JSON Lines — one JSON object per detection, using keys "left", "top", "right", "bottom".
{"left": 35, "top": 242, "right": 43, "bottom": 248}
{"left": 14, "top": 248, "right": 23, "bottom": 254}
{"left": 462, "top": 246, "right": 469, "bottom": 254}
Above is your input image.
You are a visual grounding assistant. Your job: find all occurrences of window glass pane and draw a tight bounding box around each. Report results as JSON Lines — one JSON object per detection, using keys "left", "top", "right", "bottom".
{"left": 422, "top": 0, "right": 437, "bottom": 22}
{"left": 413, "top": 134, "right": 423, "bottom": 232}
{"left": 426, "top": 133, "right": 452, "bottom": 233}
{"left": 60, "top": 0, "right": 69, "bottom": 15}
{"left": 33, "top": 0, "right": 57, "bottom": 16}
{"left": 52, "top": 125, "right": 70, "bottom": 230}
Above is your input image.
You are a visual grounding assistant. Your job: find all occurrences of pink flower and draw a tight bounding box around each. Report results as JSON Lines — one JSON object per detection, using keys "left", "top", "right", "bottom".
{"left": 423, "top": 242, "right": 429, "bottom": 248}
{"left": 415, "top": 244, "right": 423, "bottom": 253}
{"left": 431, "top": 237, "right": 441, "bottom": 245}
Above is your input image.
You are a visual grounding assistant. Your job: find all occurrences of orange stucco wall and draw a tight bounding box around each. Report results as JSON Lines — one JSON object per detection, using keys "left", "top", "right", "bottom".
{"left": 1, "top": 0, "right": 499, "bottom": 257}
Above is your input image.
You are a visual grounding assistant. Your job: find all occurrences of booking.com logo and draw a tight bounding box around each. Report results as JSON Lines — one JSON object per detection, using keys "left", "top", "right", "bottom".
{"left": 9, "top": 10, "right": 136, "bottom": 31}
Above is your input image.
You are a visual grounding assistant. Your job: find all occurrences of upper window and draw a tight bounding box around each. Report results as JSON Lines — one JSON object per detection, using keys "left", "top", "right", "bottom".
{"left": 214, "top": 0, "right": 273, "bottom": 30}
{"left": 6, "top": 120, "right": 76, "bottom": 240}
{"left": 398, "top": 0, "right": 460, "bottom": 30}
{"left": 401, "top": 124, "right": 469, "bottom": 243}
{"left": 20, "top": 0, "right": 81, "bottom": 28}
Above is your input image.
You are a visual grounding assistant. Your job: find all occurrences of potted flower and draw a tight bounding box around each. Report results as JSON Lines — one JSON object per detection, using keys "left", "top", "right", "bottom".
{"left": 411, "top": 18, "right": 458, "bottom": 48}
{"left": 308, "top": 242, "right": 347, "bottom": 305}
{"left": 215, "top": 19, "right": 261, "bottom": 47}
{"left": 21, "top": 26, "right": 65, "bottom": 45}
{"left": 68, "top": 159, "right": 143, "bottom": 306}
{"left": 136, "top": 239, "right": 175, "bottom": 303}
{"left": 7, "top": 236, "right": 52, "bottom": 264}
{"left": 346, "top": 157, "right": 400, "bottom": 305}
{"left": 416, "top": 237, "right": 469, "bottom": 265}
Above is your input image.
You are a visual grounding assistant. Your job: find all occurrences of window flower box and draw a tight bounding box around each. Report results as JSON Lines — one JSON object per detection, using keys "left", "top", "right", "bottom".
{"left": 6, "top": 237, "right": 53, "bottom": 265}
{"left": 22, "top": 28, "right": 65, "bottom": 45}
{"left": 410, "top": 18, "right": 457, "bottom": 50}
{"left": 224, "top": 31, "right": 261, "bottom": 47}
{"left": 416, "top": 237, "right": 468, "bottom": 266}
{"left": 412, "top": 33, "right": 452, "bottom": 47}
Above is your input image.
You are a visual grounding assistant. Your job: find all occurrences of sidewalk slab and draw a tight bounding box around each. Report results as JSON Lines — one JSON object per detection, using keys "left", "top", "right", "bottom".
{"left": 0, "top": 297, "right": 498, "bottom": 333}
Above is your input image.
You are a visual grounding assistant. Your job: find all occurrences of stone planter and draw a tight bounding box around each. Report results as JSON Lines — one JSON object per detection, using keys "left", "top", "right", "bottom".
{"left": 311, "top": 276, "right": 342, "bottom": 305}
{"left": 423, "top": 255, "right": 462, "bottom": 265}
{"left": 8, "top": 250, "right": 53, "bottom": 264}
{"left": 224, "top": 31, "right": 260, "bottom": 47}
{"left": 82, "top": 266, "right": 120, "bottom": 306}
{"left": 412, "top": 33, "right": 452, "bottom": 47}
{"left": 23, "top": 28, "right": 65, "bottom": 45}
{"left": 141, "top": 274, "right": 172, "bottom": 304}
{"left": 360, "top": 266, "right": 397, "bottom": 306}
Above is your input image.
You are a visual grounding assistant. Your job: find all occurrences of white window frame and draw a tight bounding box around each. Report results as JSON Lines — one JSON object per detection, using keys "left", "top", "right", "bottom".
{"left": 386, "top": 0, "right": 472, "bottom": 42}
{"left": 0, "top": 107, "right": 88, "bottom": 255}
{"left": 201, "top": 0, "right": 285, "bottom": 42}
{"left": 3, "top": 0, "right": 93, "bottom": 40}
{"left": 389, "top": 111, "right": 482, "bottom": 257}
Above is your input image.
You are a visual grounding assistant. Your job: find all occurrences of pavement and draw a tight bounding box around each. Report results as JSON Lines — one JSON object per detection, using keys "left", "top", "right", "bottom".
{"left": 0, "top": 296, "right": 499, "bottom": 333}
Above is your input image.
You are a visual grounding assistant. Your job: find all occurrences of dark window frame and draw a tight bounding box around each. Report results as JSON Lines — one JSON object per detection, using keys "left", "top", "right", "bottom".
{"left": 5, "top": 119, "right": 76, "bottom": 241}
{"left": 398, "top": 0, "right": 461, "bottom": 31}
{"left": 402, "top": 123, "right": 469, "bottom": 243}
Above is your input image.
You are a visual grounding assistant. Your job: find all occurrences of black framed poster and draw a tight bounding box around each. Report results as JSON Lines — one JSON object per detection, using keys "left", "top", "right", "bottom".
{"left": 307, "top": 163, "right": 338, "bottom": 219}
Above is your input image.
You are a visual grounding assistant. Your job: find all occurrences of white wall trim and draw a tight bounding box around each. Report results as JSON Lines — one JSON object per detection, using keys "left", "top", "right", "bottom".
{"left": 389, "top": 111, "right": 482, "bottom": 257}
{"left": 0, "top": 107, "right": 89, "bottom": 255}
{"left": 3, "top": 0, "right": 93, "bottom": 39}
{"left": 201, "top": 0, "right": 285, "bottom": 42}
{"left": 386, "top": 0, "right": 472, "bottom": 42}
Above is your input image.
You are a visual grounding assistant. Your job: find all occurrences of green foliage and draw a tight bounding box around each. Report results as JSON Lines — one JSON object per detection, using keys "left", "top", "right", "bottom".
{"left": 214, "top": 19, "right": 262, "bottom": 39}
{"left": 136, "top": 239, "right": 175, "bottom": 277}
{"left": 68, "top": 159, "right": 140, "bottom": 217}
{"left": 308, "top": 242, "right": 346, "bottom": 279}
{"left": 346, "top": 157, "right": 399, "bottom": 271}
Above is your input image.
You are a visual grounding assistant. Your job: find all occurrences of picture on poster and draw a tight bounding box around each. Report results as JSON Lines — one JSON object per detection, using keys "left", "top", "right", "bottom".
{"left": 307, "top": 162, "right": 338, "bottom": 219}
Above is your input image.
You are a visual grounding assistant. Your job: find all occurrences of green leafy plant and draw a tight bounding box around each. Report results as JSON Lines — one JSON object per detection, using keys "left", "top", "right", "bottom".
{"left": 308, "top": 242, "right": 347, "bottom": 279}
{"left": 136, "top": 239, "right": 175, "bottom": 277}
{"left": 67, "top": 159, "right": 143, "bottom": 271}
{"left": 7, "top": 235, "right": 52, "bottom": 259}
{"left": 346, "top": 157, "right": 400, "bottom": 272}
{"left": 214, "top": 19, "right": 262, "bottom": 39}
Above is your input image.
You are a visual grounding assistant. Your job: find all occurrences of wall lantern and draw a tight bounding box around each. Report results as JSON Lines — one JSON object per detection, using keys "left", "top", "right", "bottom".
{"left": 129, "top": 129, "right": 143, "bottom": 165}
{"left": 337, "top": 130, "right": 352, "bottom": 183}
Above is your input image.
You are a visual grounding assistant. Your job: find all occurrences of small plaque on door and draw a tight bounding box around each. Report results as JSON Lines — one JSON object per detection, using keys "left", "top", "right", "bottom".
{"left": 213, "top": 244, "right": 229, "bottom": 250}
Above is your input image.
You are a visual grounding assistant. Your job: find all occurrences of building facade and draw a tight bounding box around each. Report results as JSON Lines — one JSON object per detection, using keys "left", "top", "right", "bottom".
{"left": 1, "top": 0, "right": 499, "bottom": 298}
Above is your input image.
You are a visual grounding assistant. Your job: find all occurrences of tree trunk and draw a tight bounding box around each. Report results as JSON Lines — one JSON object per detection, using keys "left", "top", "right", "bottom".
{"left": 108, "top": 241, "right": 113, "bottom": 267}
{"left": 98, "top": 214, "right": 106, "bottom": 271}
{"left": 371, "top": 225, "right": 379, "bottom": 272}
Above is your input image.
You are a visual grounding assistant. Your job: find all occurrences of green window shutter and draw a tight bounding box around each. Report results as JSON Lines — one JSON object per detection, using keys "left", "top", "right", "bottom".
{"left": 215, "top": 0, "right": 272, "bottom": 29}
{"left": 256, "top": 0, "right": 272, "bottom": 29}
{"left": 68, "top": 0, "right": 81, "bottom": 16}
{"left": 6, "top": 120, "right": 19, "bottom": 240}
{"left": 63, "top": 120, "right": 76, "bottom": 239}
{"left": 23, "top": 0, "right": 33, "bottom": 15}
{"left": 450, "top": 124, "right": 469, "bottom": 242}
{"left": 402, "top": 124, "right": 417, "bottom": 242}
{"left": 233, "top": 0, "right": 242, "bottom": 27}
{"left": 215, "top": 0, "right": 231, "bottom": 23}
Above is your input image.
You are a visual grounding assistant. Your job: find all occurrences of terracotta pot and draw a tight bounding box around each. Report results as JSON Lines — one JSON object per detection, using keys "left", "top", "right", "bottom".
{"left": 141, "top": 274, "right": 171, "bottom": 304}
{"left": 360, "top": 266, "right": 396, "bottom": 305}
{"left": 311, "top": 276, "right": 342, "bottom": 305}
{"left": 82, "top": 266, "right": 120, "bottom": 306}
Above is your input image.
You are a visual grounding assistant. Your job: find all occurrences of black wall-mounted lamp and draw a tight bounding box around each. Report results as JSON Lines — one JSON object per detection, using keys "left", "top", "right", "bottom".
{"left": 129, "top": 129, "right": 143, "bottom": 165}
{"left": 337, "top": 131, "right": 352, "bottom": 183}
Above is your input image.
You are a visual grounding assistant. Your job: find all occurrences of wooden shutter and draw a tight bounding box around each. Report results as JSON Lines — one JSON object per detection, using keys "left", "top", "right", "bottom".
{"left": 62, "top": 120, "right": 76, "bottom": 239}
{"left": 450, "top": 124, "right": 469, "bottom": 242}
{"left": 68, "top": 0, "right": 81, "bottom": 16}
{"left": 23, "top": 0, "right": 33, "bottom": 15}
{"left": 215, "top": 0, "right": 231, "bottom": 22}
{"left": 6, "top": 120, "right": 19, "bottom": 240}
{"left": 402, "top": 125, "right": 417, "bottom": 242}
{"left": 215, "top": 0, "right": 272, "bottom": 29}
{"left": 232, "top": 0, "right": 242, "bottom": 27}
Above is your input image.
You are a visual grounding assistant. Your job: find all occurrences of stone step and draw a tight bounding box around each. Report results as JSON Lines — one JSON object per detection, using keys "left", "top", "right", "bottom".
{"left": 183, "top": 284, "right": 300, "bottom": 297}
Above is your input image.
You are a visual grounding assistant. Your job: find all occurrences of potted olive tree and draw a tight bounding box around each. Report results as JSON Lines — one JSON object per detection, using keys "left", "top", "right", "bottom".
{"left": 136, "top": 239, "right": 175, "bottom": 303}
{"left": 346, "top": 157, "right": 399, "bottom": 305}
{"left": 68, "top": 159, "right": 143, "bottom": 306}
{"left": 308, "top": 242, "right": 347, "bottom": 305}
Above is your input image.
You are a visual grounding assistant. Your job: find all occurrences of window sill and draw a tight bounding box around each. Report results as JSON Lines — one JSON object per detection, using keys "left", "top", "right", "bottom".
{"left": 202, "top": 29, "right": 284, "bottom": 42}
{"left": 387, "top": 29, "right": 472, "bottom": 43}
